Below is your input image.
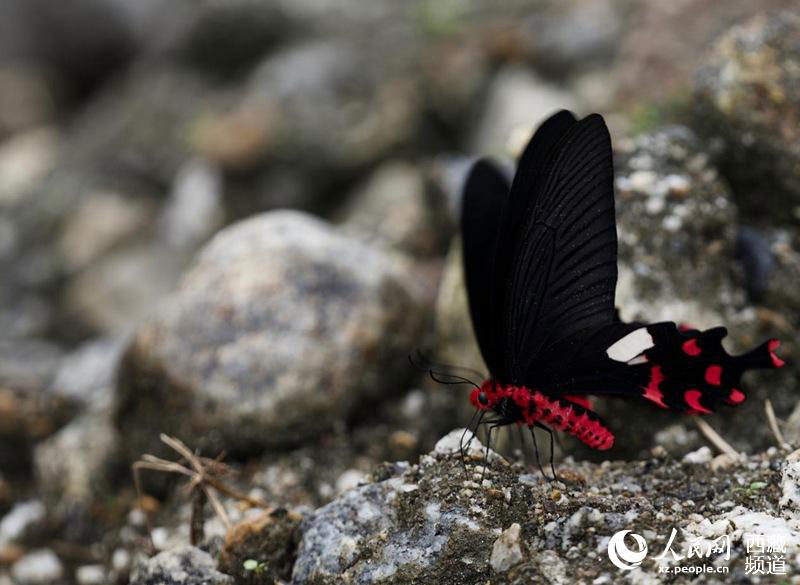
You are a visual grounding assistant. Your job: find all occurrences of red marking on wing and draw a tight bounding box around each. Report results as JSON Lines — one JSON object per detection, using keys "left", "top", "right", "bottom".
{"left": 682, "top": 339, "right": 701, "bottom": 356}
{"left": 643, "top": 366, "right": 667, "bottom": 409}
{"left": 564, "top": 395, "right": 592, "bottom": 409}
{"left": 684, "top": 389, "right": 712, "bottom": 414}
{"left": 768, "top": 339, "right": 785, "bottom": 368}
{"left": 705, "top": 365, "right": 722, "bottom": 386}
{"left": 727, "top": 388, "right": 745, "bottom": 405}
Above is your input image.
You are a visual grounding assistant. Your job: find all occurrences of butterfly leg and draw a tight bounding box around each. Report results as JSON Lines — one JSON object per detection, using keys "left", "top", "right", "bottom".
{"left": 534, "top": 422, "right": 559, "bottom": 483}
{"left": 481, "top": 423, "right": 502, "bottom": 483}
{"left": 527, "top": 425, "right": 546, "bottom": 478}
{"left": 516, "top": 424, "right": 529, "bottom": 467}
{"left": 459, "top": 409, "right": 481, "bottom": 476}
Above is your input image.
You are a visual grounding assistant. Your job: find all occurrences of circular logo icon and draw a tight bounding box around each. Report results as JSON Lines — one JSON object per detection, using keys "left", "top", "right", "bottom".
{"left": 607, "top": 530, "right": 648, "bottom": 570}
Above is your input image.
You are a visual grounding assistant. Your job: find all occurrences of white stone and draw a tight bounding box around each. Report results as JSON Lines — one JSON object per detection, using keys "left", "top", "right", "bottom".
{"left": 490, "top": 523, "right": 523, "bottom": 572}
{"left": 76, "top": 565, "right": 105, "bottom": 585}
{"left": 11, "top": 550, "right": 64, "bottom": 585}
{"left": 0, "top": 500, "right": 45, "bottom": 544}
{"left": 682, "top": 446, "right": 713, "bottom": 464}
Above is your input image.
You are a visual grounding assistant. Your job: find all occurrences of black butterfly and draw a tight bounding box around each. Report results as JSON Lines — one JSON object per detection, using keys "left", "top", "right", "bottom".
{"left": 460, "top": 110, "right": 784, "bottom": 468}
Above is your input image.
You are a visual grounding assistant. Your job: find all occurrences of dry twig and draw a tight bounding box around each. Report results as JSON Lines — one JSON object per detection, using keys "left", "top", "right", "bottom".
{"left": 693, "top": 418, "right": 740, "bottom": 459}
{"left": 132, "top": 434, "right": 268, "bottom": 545}
{"left": 764, "top": 399, "right": 787, "bottom": 448}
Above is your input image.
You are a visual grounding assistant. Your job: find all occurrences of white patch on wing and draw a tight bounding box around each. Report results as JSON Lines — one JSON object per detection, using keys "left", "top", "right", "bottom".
{"left": 606, "top": 328, "right": 654, "bottom": 362}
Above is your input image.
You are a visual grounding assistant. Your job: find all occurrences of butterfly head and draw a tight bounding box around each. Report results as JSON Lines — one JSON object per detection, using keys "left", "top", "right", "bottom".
{"left": 470, "top": 379, "right": 500, "bottom": 411}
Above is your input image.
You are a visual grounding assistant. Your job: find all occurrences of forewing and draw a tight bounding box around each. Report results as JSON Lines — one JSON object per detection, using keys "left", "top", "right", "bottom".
{"left": 504, "top": 114, "right": 618, "bottom": 382}
{"left": 488, "top": 109, "right": 578, "bottom": 381}
{"left": 461, "top": 159, "right": 510, "bottom": 373}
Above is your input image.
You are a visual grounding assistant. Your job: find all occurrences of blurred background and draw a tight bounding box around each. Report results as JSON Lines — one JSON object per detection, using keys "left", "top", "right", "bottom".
{"left": 0, "top": 0, "right": 798, "bottom": 583}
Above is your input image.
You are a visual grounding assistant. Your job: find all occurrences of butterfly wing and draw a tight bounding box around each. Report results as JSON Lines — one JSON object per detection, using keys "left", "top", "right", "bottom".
{"left": 459, "top": 110, "right": 579, "bottom": 382}
{"left": 497, "top": 112, "right": 618, "bottom": 383}
{"left": 534, "top": 321, "right": 785, "bottom": 413}
{"left": 461, "top": 159, "right": 511, "bottom": 375}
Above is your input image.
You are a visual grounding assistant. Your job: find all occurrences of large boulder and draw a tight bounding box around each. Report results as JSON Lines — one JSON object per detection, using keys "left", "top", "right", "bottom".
{"left": 115, "top": 211, "right": 427, "bottom": 461}
{"left": 693, "top": 11, "right": 800, "bottom": 224}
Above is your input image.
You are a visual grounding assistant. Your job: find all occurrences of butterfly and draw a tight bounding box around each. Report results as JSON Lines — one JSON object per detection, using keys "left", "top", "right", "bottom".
{"left": 459, "top": 110, "right": 785, "bottom": 472}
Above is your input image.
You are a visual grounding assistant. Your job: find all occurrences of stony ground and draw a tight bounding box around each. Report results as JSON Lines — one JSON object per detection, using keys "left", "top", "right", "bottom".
{"left": 1, "top": 2, "right": 799, "bottom": 585}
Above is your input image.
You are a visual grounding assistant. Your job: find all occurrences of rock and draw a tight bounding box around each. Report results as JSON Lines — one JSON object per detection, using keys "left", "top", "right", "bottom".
{"left": 59, "top": 190, "right": 155, "bottom": 273}
{"left": 130, "top": 545, "right": 233, "bottom": 585}
{"left": 613, "top": 0, "right": 796, "bottom": 105}
{"left": 525, "top": 0, "right": 623, "bottom": 78}
{"left": 33, "top": 410, "right": 121, "bottom": 517}
{"left": 218, "top": 508, "right": 301, "bottom": 584}
{"left": 115, "top": 211, "right": 426, "bottom": 461}
{"left": 244, "top": 39, "right": 422, "bottom": 173}
{"left": 0, "top": 0, "right": 135, "bottom": 98}
{"left": 75, "top": 564, "right": 105, "bottom": 585}
{"left": 693, "top": 11, "right": 800, "bottom": 223}
{"left": 682, "top": 446, "right": 713, "bottom": 465}
{"left": 614, "top": 126, "right": 738, "bottom": 325}
{"left": 292, "top": 428, "right": 798, "bottom": 584}
{"left": 10, "top": 549, "right": 63, "bottom": 585}
{"left": 62, "top": 241, "right": 192, "bottom": 337}
{"left": 48, "top": 335, "right": 127, "bottom": 411}
{"left": 339, "top": 161, "right": 453, "bottom": 258}
{"left": 433, "top": 242, "right": 485, "bottom": 379}
{"left": 0, "top": 339, "right": 74, "bottom": 472}
{"left": 470, "top": 66, "right": 579, "bottom": 158}
{"left": 610, "top": 125, "right": 794, "bottom": 455}
{"left": 0, "top": 127, "right": 60, "bottom": 206}
{"left": 161, "top": 0, "right": 292, "bottom": 78}
{"left": 0, "top": 500, "right": 46, "bottom": 545}
{"left": 158, "top": 158, "right": 223, "bottom": 249}
{"left": 490, "top": 523, "right": 524, "bottom": 572}
{"left": 0, "top": 66, "right": 57, "bottom": 138}
{"left": 62, "top": 67, "right": 213, "bottom": 187}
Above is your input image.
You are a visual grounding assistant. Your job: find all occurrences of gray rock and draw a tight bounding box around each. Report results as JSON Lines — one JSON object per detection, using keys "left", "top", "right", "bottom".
{"left": 62, "top": 67, "right": 213, "bottom": 187}
{"left": 62, "top": 240, "right": 192, "bottom": 337}
{"left": 158, "top": 0, "right": 292, "bottom": 77}
{"left": 130, "top": 545, "right": 233, "bottom": 585}
{"left": 292, "top": 427, "right": 800, "bottom": 584}
{"left": 33, "top": 409, "right": 121, "bottom": 515}
{"left": 245, "top": 39, "right": 422, "bottom": 173}
{"left": 10, "top": 549, "right": 63, "bottom": 585}
{"left": 0, "top": 338, "right": 75, "bottom": 472}
{"left": 58, "top": 190, "right": 155, "bottom": 273}
{"left": 115, "top": 211, "right": 426, "bottom": 460}
{"left": 470, "top": 66, "right": 579, "bottom": 158}
{"left": 614, "top": 126, "right": 738, "bottom": 326}
{"left": 693, "top": 11, "right": 800, "bottom": 223}
{"left": 339, "top": 161, "right": 453, "bottom": 258}
{"left": 48, "top": 335, "right": 127, "bottom": 411}
{"left": 292, "top": 452, "right": 493, "bottom": 584}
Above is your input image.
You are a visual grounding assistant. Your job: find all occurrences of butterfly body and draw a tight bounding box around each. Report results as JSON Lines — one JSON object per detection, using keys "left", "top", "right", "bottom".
{"left": 460, "top": 110, "right": 785, "bottom": 453}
